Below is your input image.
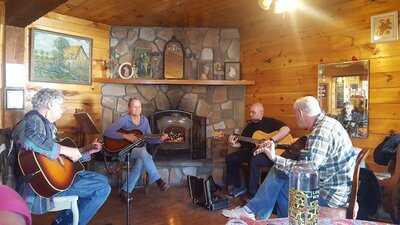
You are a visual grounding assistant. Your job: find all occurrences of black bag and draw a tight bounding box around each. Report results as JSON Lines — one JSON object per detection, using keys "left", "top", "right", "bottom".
{"left": 187, "top": 175, "right": 228, "bottom": 211}
{"left": 373, "top": 133, "right": 400, "bottom": 165}
{"left": 356, "top": 168, "right": 381, "bottom": 220}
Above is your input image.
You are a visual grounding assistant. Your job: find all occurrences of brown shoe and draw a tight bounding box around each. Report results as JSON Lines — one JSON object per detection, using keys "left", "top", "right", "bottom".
{"left": 119, "top": 190, "right": 133, "bottom": 203}
{"left": 156, "top": 179, "right": 170, "bottom": 191}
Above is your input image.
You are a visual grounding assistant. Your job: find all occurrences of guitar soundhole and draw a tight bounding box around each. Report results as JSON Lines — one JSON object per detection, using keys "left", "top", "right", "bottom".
{"left": 164, "top": 126, "right": 185, "bottom": 143}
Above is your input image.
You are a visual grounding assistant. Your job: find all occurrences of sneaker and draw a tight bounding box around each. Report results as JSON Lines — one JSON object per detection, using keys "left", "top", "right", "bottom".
{"left": 229, "top": 186, "right": 247, "bottom": 198}
{"left": 222, "top": 206, "right": 255, "bottom": 220}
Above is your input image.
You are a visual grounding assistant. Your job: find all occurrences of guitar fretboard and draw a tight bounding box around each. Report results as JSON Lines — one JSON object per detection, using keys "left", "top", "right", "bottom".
{"left": 237, "top": 136, "right": 263, "bottom": 145}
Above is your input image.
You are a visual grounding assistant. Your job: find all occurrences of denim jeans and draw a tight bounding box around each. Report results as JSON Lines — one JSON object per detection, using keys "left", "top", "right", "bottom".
{"left": 54, "top": 171, "right": 111, "bottom": 225}
{"left": 121, "top": 147, "right": 161, "bottom": 193}
{"left": 246, "top": 167, "right": 289, "bottom": 219}
{"left": 226, "top": 149, "right": 273, "bottom": 195}
{"left": 246, "top": 167, "right": 329, "bottom": 219}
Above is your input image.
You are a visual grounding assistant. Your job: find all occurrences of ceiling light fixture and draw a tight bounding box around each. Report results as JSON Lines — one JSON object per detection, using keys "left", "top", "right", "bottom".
{"left": 258, "top": 0, "right": 300, "bottom": 14}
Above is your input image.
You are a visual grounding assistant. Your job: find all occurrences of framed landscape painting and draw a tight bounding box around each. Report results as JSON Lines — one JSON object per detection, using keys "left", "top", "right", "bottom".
{"left": 30, "top": 28, "right": 93, "bottom": 85}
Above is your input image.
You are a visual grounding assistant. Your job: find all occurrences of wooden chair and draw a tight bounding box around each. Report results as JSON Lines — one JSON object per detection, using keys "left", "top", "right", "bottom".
{"left": 320, "top": 148, "right": 369, "bottom": 219}
{"left": 380, "top": 145, "right": 400, "bottom": 223}
{"left": 48, "top": 196, "right": 79, "bottom": 225}
{"left": 346, "top": 148, "right": 369, "bottom": 219}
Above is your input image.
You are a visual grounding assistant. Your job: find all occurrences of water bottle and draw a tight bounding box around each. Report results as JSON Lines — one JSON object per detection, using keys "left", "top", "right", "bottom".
{"left": 288, "top": 160, "right": 319, "bottom": 225}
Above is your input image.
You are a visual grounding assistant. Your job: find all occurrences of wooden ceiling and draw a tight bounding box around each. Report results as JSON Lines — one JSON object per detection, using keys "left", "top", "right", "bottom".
{"left": 53, "top": 0, "right": 340, "bottom": 28}
{"left": 54, "top": 0, "right": 264, "bottom": 27}
{"left": 6, "top": 0, "right": 68, "bottom": 27}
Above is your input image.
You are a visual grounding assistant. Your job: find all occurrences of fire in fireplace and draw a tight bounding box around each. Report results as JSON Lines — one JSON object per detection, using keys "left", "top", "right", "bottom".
{"left": 150, "top": 110, "right": 206, "bottom": 160}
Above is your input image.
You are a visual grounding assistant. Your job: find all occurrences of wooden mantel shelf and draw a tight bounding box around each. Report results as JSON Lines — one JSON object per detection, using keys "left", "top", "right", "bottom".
{"left": 93, "top": 77, "right": 255, "bottom": 86}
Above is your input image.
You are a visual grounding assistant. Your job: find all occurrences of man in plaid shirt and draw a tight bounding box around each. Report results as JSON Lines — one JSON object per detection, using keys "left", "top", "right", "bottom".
{"left": 222, "top": 96, "right": 358, "bottom": 220}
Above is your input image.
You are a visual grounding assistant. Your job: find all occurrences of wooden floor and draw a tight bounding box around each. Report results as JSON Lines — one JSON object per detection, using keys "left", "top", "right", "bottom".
{"left": 32, "top": 186, "right": 239, "bottom": 225}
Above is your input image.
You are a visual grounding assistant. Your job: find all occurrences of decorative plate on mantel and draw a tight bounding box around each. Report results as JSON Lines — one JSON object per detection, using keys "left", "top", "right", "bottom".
{"left": 163, "top": 36, "right": 184, "bottom": 79}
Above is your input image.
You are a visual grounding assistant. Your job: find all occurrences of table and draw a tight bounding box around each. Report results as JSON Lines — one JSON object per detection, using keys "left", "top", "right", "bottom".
{"left": 231, "top": 217, "right": 394, "bottom": 225}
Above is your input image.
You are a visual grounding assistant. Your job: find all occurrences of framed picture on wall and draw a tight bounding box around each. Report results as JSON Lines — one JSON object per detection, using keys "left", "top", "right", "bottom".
{"left": 118, "top": 62, "right": 136, "bottom": 79}
{"left": 198, "top": 61, "right": 213, "bottom": 80}
{"left": 224, "top": 62, "right": 240, "bottom": 80}
{"left": 5, "top": 88, "right": 24, "bottom": 110}
{"left": 30, "top": 28, "right": 93, "bottom": 85}
{"left": 371, "top": 11, "right": 399, "bottom": 43}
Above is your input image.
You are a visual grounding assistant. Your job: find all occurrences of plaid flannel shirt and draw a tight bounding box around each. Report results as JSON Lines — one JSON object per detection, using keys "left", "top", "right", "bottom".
{"left": 274, "top": 113, "right": 357, "bottom": 208}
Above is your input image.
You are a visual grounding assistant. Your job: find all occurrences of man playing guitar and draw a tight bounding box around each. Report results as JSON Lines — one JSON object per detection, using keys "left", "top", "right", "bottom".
{"left": 226, "top": 102, "right": 291, "bottom": 198}
{"left": 103, "top": 97, "right": 169, "bottom": 201}
{"left": 12, "top": 88, "right": 111, "bottom": 225}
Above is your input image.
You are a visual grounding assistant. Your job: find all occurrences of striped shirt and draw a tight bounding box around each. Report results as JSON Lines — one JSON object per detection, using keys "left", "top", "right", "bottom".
{"left": 275, "top": 113, "right": 357, "bottom": 208}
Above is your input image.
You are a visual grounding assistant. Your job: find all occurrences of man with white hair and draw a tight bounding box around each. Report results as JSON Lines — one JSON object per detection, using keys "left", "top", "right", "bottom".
{"left": 222, "top": 96, "right": 357, "bottom": 220}
{"left": 226, "top": 102, "right": 290, "bottom": 198}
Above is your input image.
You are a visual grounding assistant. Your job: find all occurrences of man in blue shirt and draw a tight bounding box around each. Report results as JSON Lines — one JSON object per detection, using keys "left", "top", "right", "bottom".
{"left": 104, "top": 97, "right": 169, "bottom": 199}
{"left": 12, "top": 88, "right": 111, "bottom": 225}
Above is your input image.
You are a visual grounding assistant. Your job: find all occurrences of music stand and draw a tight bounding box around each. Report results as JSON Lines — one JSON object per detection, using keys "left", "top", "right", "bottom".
{"left": 73, "top": 112, "right": 100, "bottom": 146}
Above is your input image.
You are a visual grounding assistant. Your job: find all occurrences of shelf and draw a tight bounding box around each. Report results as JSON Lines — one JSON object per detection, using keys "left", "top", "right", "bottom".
{"left": 93, "top": 77, "right": 255, "bottom": 86}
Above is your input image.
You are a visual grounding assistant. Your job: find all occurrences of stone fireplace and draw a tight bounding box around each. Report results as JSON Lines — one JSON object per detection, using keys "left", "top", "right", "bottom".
{"left": 99, "top": 26, "right": 246, "bottom": 185}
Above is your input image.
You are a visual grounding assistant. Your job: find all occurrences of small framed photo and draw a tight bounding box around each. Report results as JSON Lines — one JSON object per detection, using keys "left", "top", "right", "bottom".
{"left": 224, "top": 62, "right": 240, "bottom": 80}
{"left": 118, "top": 62, "right": 135, "bottom": 79}
{"left": 5, "top": 88, "right": 24, "bottom": 110}
{"left": 213, "top": 62, "right": 224, "bottom": 80}
{"left": 371, "top": 11, "right": 399, "bottom": 43}
{"left": 198, "top": 61, "right": 213, "bottom": 80}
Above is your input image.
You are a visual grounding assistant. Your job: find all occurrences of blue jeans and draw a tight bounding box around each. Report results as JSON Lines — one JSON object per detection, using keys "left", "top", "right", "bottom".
{"left": 121, "top": 147, "right": 161, "bottom": 193}
{"left": 54, "top": 171, "right": 111, "bottom": 225}
{"left": 246, "top": 167, "right": 329, "bottom": 219}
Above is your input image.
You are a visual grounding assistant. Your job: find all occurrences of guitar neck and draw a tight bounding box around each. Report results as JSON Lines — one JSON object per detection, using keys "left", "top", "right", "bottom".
{"left": 236, "top": 136, "right": 291, "bottom": 149}
{"left": 142, "top": 134, "right": 162, "bottom": 139}
{"left": 237, "top": 136, "right": 262, "bottom": 145}
{"left": 276, "top": 144, "right": 291, "bottom": 149}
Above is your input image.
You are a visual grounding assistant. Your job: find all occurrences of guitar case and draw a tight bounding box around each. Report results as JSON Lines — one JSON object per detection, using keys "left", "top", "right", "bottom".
{"left": 187, "top": 175, "right": 228, "bottom": 211}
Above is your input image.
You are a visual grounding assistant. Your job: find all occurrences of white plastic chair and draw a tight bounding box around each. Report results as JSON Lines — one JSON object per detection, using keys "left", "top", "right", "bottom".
{"left": 48, "top": 196, "right": 79, "bottom": 225}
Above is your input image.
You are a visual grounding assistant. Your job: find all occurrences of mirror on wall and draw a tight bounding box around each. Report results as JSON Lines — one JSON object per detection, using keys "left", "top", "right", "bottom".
{"left": 317, "top": 60, "right": 369, "bottom": 138}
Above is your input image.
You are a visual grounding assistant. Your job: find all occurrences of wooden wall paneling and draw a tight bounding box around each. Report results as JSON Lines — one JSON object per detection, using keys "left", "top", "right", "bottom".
{"left": 369, "top": 104, "right": 400, "bottom": 120}
{"left": 371, "top": 71, "right": 400, "bottom": 89}
{"left": 1, "top": 12, "right": 110, "bottom": 141}
{"left": 241, "top": 0, "right": 400, "bottom": 172}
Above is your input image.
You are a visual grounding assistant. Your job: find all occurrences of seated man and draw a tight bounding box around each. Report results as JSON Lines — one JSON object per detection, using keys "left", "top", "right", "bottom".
{"left": 12, "top": 88, "right": 111, "bottom": 225}
{"left": 104, "top": 97, "right": 169, "bottom": 200}
{"left": 336, "top": 102, "right": 366, "bottom": 136}
{"left": 226, "top": 102, "right": 290, "bottom": 198}
{"left": 223, "top": 96, "right": 358, "bottom": 220}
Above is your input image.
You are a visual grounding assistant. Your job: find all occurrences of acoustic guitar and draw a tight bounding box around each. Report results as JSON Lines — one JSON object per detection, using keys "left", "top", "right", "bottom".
{"left": 213, "top": 130, "right": 307, "bottom": 160}
{"left": 18, "top": 138, "right": 92, "bottom": 198}
{"left": 213, "top": 130, "right": 293, "bottom": 146}
{"left": 103, "top": 129, "right": 166, "bottom": 154}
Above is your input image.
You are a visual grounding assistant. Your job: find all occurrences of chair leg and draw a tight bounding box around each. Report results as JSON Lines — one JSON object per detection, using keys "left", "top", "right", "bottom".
{"left": 71, "top": 199, "right": 79, "bottom": 225}
{"left": 144, "top": 172, "right": 149, "bottom": 194}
